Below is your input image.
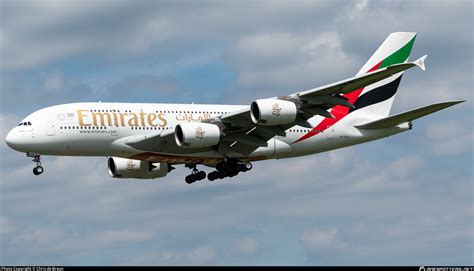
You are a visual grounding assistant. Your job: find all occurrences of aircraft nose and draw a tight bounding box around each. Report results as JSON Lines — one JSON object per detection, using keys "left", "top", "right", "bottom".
{"left": 5, "top": 128, "right": 20, "bottom": 150}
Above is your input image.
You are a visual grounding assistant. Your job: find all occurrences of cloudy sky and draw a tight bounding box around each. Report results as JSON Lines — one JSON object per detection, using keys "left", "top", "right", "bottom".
{"left": 0, "top": 0, "right": 473, "bottom": 265}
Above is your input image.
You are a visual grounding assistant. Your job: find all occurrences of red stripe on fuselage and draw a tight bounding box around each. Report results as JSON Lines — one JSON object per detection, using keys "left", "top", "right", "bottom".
{"left": 293, "top": 61, "right": 382, "bottom": 143}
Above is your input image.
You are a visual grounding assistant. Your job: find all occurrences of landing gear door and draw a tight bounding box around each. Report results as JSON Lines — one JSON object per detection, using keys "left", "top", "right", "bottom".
{"left": 46, "top": 121, "right": 56, "bottom": 136}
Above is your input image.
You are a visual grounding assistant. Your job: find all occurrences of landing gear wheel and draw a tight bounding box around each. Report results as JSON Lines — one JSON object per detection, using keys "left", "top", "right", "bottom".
{"left": 227, "top": 169, "right": 239, "bottom": 177}
{"left": 217, "top": 171, "right": 226, "bottom": 179}
{"left": 196, "top": 171, "right": 206, "bottom": 180}
{"left": 208, "top": 171, "right": 218, "bottom": 181}
{"left": 185, "top": 174, "right": 196, "bottom": 184}
{"left": 184, "top": 164, "right": 209, "bottom": 184}
{"left": 33, "top": 166, "right": 44, "bottom": 175}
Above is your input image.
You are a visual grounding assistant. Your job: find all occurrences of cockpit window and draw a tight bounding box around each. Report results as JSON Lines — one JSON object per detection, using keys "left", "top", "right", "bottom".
{"left": 17, "top": 122, "right": 32, "bottom": 126}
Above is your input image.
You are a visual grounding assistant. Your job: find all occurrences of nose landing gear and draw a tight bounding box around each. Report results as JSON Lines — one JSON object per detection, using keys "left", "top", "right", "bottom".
{"left": 28, "top": 152, "right": 44, "bottom": 175}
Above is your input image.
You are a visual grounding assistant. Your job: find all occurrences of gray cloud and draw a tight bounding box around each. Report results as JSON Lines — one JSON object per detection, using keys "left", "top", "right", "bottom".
{"left": 300, "top": 227, "right": 348, "bottom": 263}
{"left": 104, "top": 74, "right": 181, "bottom": 102}
{"left": 0, "top": 0, "right": 337, "bottom": 70}
{"left": 0, "top": 71, "right": 94, "bottom": 114}
{"left": 227, "top": 31, "right": 360, "bottom": 97}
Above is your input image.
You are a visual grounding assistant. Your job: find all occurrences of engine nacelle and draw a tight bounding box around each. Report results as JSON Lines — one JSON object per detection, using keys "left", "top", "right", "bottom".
{"left": 250, "top": 99, "right": 297, "bottom": 125}
{"left": 175, "top": 122, "right": 221, "bottom": 148}
{"left": 107, "top": 157, "right": 168, "bottom": 179}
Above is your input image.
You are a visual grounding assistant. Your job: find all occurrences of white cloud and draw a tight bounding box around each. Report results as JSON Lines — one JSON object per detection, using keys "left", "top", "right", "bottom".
{"left": 394, "top": 73, "right": 471, "bottom": 112}
{"left": 229, "top": 31, "right": 358, "bottom": 94}
{"left": 424, "top": 119, "right": 473, "bottom": 155}
{"left": 348, "top": 0, "right": 369, "bottom": 20}
{"left": 301, "top": 32, "right": 345, "bottom": 54}
{"left": 43, "top": 71, "right": 64, "bottom": 92}
{"left": 126, "top": 245, "right": 217, "bottom": 266}
{"left": 98, "top": 229, "right": 153, "bottom": 244}
{"left": 186, "top": 245, "right": 217, "bottom": 265}
{"left": 300, "top": 227, "right": 348, "bottom": 259}
{"left": 233, "top": 237, "right": 259, "bottom": 256}
{"left": 16, "top": 228, "right": 62, "bottom": 249}
{"left": 235, "top": 32, "right": 299, "bottom": 62}
{"left": 0, "top": 1, "right": 171, "bottom": 70}
{"left": 353, "top": 155, "right": 423, "bottom": 192}
{"left": 0, "top": 113, "right": 21, "bottom": 137}
{"left": 0, "top": 216, "right": 14, "bottom": 235}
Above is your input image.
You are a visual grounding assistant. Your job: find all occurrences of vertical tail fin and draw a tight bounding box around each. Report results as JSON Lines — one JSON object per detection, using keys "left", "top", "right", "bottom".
{"left": 351, "top": 32, "right": 417, "bottom": 117}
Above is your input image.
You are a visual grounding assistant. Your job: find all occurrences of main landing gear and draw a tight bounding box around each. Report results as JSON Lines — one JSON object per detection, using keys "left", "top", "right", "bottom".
{"left": 207, "top": 160, "right": 252, "bottom": 181}
{"left": 184, "top": 160, "right": 253, "bottom": 184}
{"left": 184, "top": 164, "right": 207, "bottom": 184}
{"left": 27, "top": 152, "right": 44, "bottom": 175}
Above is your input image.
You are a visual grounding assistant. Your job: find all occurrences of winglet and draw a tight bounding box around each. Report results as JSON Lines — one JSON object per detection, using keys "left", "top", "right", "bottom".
{"left": 414, "top": 54, "right": 427, "bottom": 71}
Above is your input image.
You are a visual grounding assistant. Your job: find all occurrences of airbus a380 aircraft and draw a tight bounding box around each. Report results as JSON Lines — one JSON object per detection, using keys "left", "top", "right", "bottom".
{"left": 5, "top": 32, "right": 463, "bottom": 184}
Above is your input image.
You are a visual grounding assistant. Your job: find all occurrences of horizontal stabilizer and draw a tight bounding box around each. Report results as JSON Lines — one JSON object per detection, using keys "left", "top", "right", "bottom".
{"left": 356, "top": 100, "right": 464, "bottom": 130}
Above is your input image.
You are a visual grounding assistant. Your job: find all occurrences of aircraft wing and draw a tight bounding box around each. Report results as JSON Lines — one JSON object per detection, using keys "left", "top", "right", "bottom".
{"left": 293, "top": 55, "right": 426, "bottom": 99}
{"left": 221, "top": 55, "right": 426, "bottom": 124}
{"left": 123, "top": 56, "right": 427, "bottom": 157}
{"left": 216, "top": 56, "right": 427, "bottom": 155}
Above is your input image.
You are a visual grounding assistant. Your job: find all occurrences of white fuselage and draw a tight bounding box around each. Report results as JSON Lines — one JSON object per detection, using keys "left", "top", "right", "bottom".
{"left": 6, "top": 102, "right": 410, "bottom": 165}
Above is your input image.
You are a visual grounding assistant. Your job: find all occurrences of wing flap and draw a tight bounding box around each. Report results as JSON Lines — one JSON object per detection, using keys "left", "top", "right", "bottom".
{"left": 222, "top": 133, "right": 269, "bottom": 147}
{"left": 355, "top": 100, "right": 464, "bottom": 130}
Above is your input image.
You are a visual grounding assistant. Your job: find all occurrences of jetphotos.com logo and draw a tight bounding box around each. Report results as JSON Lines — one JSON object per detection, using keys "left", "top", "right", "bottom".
{"left": 420, "top": 267, "right": 474, "bottom": 271}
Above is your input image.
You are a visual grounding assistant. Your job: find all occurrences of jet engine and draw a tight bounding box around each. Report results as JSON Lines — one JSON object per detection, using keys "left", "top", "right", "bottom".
{"left": 175, "top": 122, "right": 221, "bottom": 148}
{"left": 250, "top": 99, "right": 297, "bottom": 125}
{"left": 107, "top": 157, "right": 168, "bottom": 179}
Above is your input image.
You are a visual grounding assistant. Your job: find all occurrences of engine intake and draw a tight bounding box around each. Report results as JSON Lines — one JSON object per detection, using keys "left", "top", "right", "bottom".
{"left": 175, "top": 122, "right": 221, "bottom": 148}
{"left": 250, "top": 99, "right": 297, "bottom": 125}
{"left": 107, "top": 157, "right": 168, "bottom": 179}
